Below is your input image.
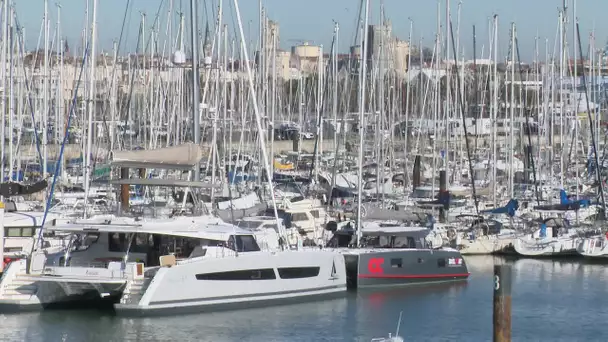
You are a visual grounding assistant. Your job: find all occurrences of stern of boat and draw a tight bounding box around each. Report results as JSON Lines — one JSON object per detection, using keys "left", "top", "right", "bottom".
{"left": 0, "top": 259, "right": 42, "bottom": 310}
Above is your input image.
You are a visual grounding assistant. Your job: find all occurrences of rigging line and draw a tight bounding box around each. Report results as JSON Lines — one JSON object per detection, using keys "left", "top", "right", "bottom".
{"left": 515, "top": 37, "right": 542, "bottom": 207}
{"left": 576, "top": 22, "right": 607, "bottom": 218}
{"left": 118, "top": 0, "right": 166, "bottom": 150}
{"left": 12, "top": 16, "right": 44, "bottom": 170}
{"left": 309, "top": 34, "right": 336, "bottom": 183}
{"left": 449, "top": 19, "right": 478, "bottom": 214}
{"left": 98, "top": 0, "right": 132, "bottom": 156}
{"left": 118, "top": 20, "right": 143, "bottom": 150}
{"left": 35, "top": 41, "right": 90, "bottom": 250}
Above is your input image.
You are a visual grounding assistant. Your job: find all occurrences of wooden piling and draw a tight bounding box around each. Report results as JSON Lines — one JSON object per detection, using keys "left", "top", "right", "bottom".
{"left": 493, "top": 265, "right": 512, "bottom": 342}
{"left": 120, "top": 167, "right": 130, "bottom": 213}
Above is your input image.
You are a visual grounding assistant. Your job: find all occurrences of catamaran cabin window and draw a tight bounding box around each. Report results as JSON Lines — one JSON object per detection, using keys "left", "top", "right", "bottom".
{"left": 195, "top": 268, "right": 276, "bottom": 281}
{"left": 277, "top": 267, "right": 320, "bottom": 279}
{"left": 227, "top": 235, "right": 261, "bottom": 252}
{"left": 108, "top": 233, "right": 153, "bottom": 253}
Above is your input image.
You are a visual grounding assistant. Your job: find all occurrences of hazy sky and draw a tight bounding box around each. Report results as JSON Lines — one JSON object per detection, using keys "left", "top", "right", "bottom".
{"left": 13, "top": 0, "right": 607, "bottom": 61}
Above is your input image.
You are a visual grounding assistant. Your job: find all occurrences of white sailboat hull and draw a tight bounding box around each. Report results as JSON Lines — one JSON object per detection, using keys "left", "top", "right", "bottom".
{"left": 514, "top": 237, "right": 580, "bottom": 257}
{"left": 458, "top": 236, "right": 516, "bottom": 255}
{"left": 577, "top": 237, "right": 608, "bottom": 258}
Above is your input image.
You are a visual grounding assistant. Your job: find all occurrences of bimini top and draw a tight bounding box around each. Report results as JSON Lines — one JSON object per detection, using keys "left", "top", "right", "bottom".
{"left": 111, "top": 143, "right": 202, "bottom": 170}
{"left": 44, "top": 215, "right": 251, "bottom": 242}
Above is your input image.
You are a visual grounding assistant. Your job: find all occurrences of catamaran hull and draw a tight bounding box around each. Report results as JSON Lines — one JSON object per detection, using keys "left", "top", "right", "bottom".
{"left": 342, "top": 249, "right": 469, "bottom": 288}
{"left": 115, "top": 285, "right": 344, "bottom": 316}
{"left": 114, "top": 250, "right": 348, "bottom": 317}
{"left": 0, "top": 260, "right": 126, "bottom": 312}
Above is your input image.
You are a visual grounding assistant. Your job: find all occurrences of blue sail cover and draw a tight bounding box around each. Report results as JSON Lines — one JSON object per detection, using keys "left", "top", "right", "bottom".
{"left": 480, "top": 199, "right": 519, "bottom": 217}
{"left": 539, "top": 223, "right": 547, "bottom": 238}
{"left": 560, "top": 189, "right": 592, "bottom": 208}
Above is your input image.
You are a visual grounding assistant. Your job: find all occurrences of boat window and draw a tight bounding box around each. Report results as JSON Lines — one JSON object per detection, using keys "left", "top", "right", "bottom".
{"left": 5, "top": 227, "right": 36, "bottom": 237}
{"left": 109, "top": 233, "right": 127, "bottom": 252}
{"left": 131, "top": 234, "right": 153, "bottom": 253}
{"left": 390, "top": 258, "right": 403, "bottom": 268}
{"left": 108, "top": 233, "right": 152, "bottom": 253}
{"left": 407, "top": 237, "right": 416, "bottom": 248}
{"left": 236, "top": 220, "right": 263, "bottom": 229}
{"left": 195, "top": 268, "right": 276, "bottom": 281}
{"left": 227, "top": 235, "right": 261, "bottom": 252}
{"left": 437, "top": 258, "right": 446, "bottom": 268}
{"left": 291, "top": 213, "right": 309, "bottom": 222}
{"left": 310, "top": 210, "right": 320, "bottom": 219}
{"left": 277, "top": 267, "right": 320, "bottom": 279}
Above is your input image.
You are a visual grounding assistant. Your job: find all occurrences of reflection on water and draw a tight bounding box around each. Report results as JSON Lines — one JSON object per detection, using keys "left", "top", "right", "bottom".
{"left": 1, "top": 257, "right": 608, "bottom": 341}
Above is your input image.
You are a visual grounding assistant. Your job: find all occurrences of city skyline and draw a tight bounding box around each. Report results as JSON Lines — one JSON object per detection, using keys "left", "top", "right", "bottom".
{"left": 14, "top": 0, "right": 607, "bottom": 62}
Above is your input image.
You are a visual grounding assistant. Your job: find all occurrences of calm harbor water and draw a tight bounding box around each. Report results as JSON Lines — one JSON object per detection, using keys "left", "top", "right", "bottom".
{"left": 1, "top": 256, "right": 607, "bottom": 341}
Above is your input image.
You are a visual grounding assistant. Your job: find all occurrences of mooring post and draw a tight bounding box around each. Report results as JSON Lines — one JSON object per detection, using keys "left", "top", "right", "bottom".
{"left": 493, "top": 265, "right": 512, "bottom": 342}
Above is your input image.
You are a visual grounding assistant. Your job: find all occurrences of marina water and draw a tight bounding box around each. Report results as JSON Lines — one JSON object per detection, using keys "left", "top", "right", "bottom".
{"left": 0, "top": 256, "right": 606, "bottom": 341}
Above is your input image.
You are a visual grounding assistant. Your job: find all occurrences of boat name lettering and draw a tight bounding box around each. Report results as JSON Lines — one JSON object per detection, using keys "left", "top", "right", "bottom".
{"left": 368, "top": 258, "right": 384, "bottom": 274}
{"left": 447, "top": 258, "right": 463, "bottom": 266}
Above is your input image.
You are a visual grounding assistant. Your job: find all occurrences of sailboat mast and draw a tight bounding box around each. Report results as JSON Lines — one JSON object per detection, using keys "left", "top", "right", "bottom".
{"left": 332, "top": 22, "right": 339, "bottom": 154}
{"left": 43, "top": 0, "right": 49, "bottom": 185}
{"left": 0, "top": 0, "right": 7, "bottom": 183}
{"left": 83, "top": 0, "right": 98, "bottom": 218}
{"left": 509, "top": 23, "right": 515, "bottom": 199}
{"left": 356, "top": 0, "right": 370, "bottom": 247}
{"left": 190, "top": 0, "right": 201, "bottom": 181}
{"left": 492, "top": 14, "right": 498, "bottom": 207}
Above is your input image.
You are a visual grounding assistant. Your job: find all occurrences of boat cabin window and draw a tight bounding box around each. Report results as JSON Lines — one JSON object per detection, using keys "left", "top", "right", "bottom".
{"left": 391, "top": 258, "right": 403, "bottom": 268}
{"left": 227, "top": 234, "right": 260, "bottom": 252}
{"left": 362, "top": 235, "right": 418, "bottom": 249}
{"left": 5, "top": 226, "right": 36, "bottom": 238}
{"left": 236, "top": 220, "right": 263, "bottom": 229}
{"left": 310, "top": 210, "right": 320, "bottom": 219}
{"left": 291, "top": 213, "right": 309, "bottom": 222}
{"left": 277, "top": 267, "right": 320, "bottom": 279}
{"left": 195, "top": 268, "right": 276, "bottom": 281}
{"left": 108, "top": 233, "right": 153, "bottom": 253}
{"left": 437, "top": 258, "right": 446, "bottom": 268}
